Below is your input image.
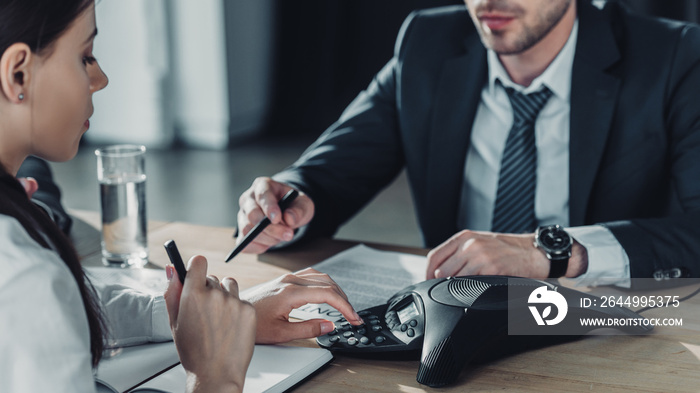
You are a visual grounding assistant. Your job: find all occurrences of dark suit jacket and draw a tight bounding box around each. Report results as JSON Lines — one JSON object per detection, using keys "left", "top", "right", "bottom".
{"left": 17, "top": 156, "right": 73, "bottom": 234}
{"left": 274, "top": 0, "right": 700, "bottom": 279}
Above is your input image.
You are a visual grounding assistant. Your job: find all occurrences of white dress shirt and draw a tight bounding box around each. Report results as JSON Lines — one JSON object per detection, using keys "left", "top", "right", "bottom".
{"left": 458, "top": 21, "right": 631, "bottom": 287}
{"left": 0, "top": 215, "right": 171, "bottom": 392}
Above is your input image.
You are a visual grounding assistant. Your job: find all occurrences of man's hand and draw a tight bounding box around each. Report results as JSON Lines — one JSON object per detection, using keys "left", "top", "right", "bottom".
{"left": 236, "top": 177, "right": 315, "bottom": 254}
{"left": 426, "top": 230, "right": 588, "bottom": 280}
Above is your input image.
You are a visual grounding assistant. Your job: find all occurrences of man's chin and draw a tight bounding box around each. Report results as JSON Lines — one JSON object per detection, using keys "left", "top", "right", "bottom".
{"left": 482, "top": 37, "right": 539, "bottom": 56}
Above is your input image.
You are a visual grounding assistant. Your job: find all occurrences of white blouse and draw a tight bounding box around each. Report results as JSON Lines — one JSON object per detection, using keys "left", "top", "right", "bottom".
{"left": 0, "top": 215, "right": 171, "bottom": 392}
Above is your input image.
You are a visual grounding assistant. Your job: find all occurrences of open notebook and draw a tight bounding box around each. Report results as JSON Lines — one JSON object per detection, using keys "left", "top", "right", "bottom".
{"left": 95, "top": 342, "right": 332, "bottom": 393}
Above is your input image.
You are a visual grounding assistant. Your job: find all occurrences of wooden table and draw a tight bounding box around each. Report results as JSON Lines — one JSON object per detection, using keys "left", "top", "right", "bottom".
{"left": 72, "top": 210, "right": 700, "bottom": 392}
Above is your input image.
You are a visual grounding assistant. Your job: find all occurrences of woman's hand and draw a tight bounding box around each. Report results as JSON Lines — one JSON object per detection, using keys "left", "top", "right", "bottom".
{"left": 242, "top": 268, "right": 362, "bottom": 344}
{"left": 164, "top": 256, "right": 256, "bottom": 393}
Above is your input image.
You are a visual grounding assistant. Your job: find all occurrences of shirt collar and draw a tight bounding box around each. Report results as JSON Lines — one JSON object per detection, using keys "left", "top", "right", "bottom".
{"left": 487, "top": 19, "right": 578, "bottom": 101}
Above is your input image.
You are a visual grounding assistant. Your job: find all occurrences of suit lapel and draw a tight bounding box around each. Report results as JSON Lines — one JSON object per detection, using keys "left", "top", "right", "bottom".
{"left": 569, "top": 2, "right": 621, "bottom": 226}
{"left": 424, "top": 34, "right": 487, "bottom": 246}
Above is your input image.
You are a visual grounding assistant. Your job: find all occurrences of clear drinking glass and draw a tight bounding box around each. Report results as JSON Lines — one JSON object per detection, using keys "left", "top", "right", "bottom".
{"left": 95, "top": 145, "right": 148, "bottom": 268}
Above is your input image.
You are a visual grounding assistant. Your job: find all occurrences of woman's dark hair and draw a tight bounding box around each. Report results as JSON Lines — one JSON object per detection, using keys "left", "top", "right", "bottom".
{"left": 0, "top": 0, "right": 94, "bottom": 56}
{"left": 0, "top": 0, "right": 105, "bottom": 367}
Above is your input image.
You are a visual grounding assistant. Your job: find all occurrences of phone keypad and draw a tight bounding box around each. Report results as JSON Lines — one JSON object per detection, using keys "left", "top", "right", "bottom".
{"left": 317, "top": 312, "right": 400, "bottom": 350}
{"left": 316, "top": 304, "right": 424, "bottom": 353}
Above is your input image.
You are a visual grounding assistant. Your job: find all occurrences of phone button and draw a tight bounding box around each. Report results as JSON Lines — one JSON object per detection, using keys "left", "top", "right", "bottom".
{"left": 347, "top": 337, "right": 359, "bottom": 346}
{"left": 375, "top": 336, "right": 386, "bottom": 344}
{"left": 407, "top": 329, "right": 415, "bottom": 337}
{"left": 360, "top": 336, "right": 370, "bottom": 345}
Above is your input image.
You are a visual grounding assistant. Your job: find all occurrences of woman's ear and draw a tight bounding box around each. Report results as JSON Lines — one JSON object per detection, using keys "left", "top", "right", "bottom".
{"left": 0, "top": 43, "right": 33, "bottom": 104}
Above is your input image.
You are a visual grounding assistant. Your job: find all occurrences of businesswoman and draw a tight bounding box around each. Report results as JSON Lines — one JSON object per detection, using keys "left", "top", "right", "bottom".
{"left": 0, "top": 1, "right": 360, "bottom": 392}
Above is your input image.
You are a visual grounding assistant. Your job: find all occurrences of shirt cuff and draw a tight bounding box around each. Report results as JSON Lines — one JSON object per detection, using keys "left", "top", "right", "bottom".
{"left": 566, "top": 225, "right": 631, "bottom": 288}
{"left": 151, "top": 296, "right": 173, "bottom": 342}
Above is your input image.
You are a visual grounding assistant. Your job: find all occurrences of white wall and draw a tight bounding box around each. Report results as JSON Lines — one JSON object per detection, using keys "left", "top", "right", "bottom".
{"left": 86, "top": 0, "right": 173, "bottom": 147}
{"left": 169, "top": 0, "right": 230, "bottom": 149}
{"left": 85, "top": 0, "right": 274, "bottom": 150}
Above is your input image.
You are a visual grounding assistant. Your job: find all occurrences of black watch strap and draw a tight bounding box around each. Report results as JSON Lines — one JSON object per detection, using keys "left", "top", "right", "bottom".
{"left": 536, "top": 225, "right": 572, "bottom": 279}
{"left": 548, "top": 258, "right": 568, "bottom": 278}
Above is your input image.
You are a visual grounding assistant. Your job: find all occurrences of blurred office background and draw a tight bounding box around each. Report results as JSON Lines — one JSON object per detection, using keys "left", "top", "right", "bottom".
{"left": 51, "top": 0, "right": 700, "bottom": 247}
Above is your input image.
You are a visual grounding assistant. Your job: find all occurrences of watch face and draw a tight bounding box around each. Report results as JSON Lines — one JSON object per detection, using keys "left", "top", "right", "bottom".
{"left": 539, "top": 226, "right": 571, "bottom": 252}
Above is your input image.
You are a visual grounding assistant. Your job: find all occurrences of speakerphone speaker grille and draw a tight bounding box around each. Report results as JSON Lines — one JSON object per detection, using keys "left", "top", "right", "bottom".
{"left": 447, "top": 278, "right": 492, "bottom": 307}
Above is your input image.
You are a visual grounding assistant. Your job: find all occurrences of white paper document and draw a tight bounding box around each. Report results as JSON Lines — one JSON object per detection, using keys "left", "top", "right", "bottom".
{"left": 289, "top": 244, "right": 428, "bottom": 321}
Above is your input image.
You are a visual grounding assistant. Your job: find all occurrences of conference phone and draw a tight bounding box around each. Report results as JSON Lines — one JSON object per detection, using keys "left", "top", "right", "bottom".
{"left": 316, "top": 276, "right": 652, "bottom": 387}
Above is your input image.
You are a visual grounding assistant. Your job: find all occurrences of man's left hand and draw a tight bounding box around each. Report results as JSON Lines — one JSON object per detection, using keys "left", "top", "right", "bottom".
{"left": 427, "top": 230, "right": 551, "bottom": 279}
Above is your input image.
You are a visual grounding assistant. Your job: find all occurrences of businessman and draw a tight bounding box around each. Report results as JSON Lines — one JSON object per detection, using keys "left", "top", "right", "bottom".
{"left": 236, "top": 0, "right": 700, "bottom": 286}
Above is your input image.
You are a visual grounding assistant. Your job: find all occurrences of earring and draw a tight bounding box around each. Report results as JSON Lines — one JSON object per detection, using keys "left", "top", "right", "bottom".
{"left": 18, "top": 93, "right": 24, "bottom": 101}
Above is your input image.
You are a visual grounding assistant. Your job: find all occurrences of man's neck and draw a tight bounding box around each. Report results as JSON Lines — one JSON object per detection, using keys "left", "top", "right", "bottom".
{"left": 499, "top": 1, "right": 577, "bottom": 87}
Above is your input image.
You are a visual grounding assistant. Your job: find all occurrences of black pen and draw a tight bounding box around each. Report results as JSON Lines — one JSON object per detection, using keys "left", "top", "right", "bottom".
{"left": 225, "top": 189, "right": 299, "bottom": 262}
{"left": 164, "top": 239, "right": 188, "bottom": 283}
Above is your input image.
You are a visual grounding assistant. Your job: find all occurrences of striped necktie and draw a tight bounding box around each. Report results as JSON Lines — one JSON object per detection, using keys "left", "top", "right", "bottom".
{"left": 491, "top": 86, "right": 553, "bottom": 233}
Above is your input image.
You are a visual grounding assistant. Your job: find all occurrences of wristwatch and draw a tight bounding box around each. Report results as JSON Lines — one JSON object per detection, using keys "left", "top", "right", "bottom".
{"left": 534, "top": 225, "right": 572, "bottom": 278}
